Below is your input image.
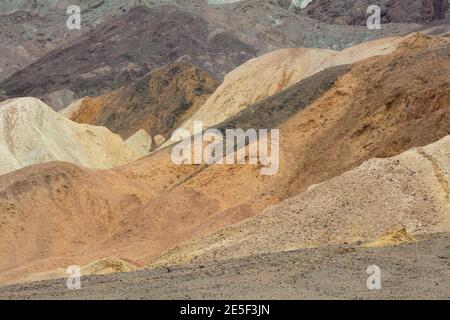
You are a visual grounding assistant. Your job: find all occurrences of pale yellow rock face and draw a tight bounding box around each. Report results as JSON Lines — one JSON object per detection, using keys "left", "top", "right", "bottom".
{"left": 178, "top": 48, "right": 335, "bottom": 134}
{"left": 175, "top": 37, "right": 401, "bottom": 136}
{"left": 150, "top": 135, "right": 450, "bottom": 267}
{"left": 125, "top": 129, "right": 153, "bottom": 155}
{"left": 80, "top": 257, "right": 137, "bottom": 276}
{"left": 363, "top": 228, "right": 417, "bottom": 248}
{"left": 12, "top": 257, "right": 137, "bottom": 284}
{"left": 153, "top": 134, "right": 166, "bottom": 147}
{"left": 208, "top": 48, "right": 333, "bottom": 120}
{"left": 0, "top": 97, "right": 147, "bottom": 175}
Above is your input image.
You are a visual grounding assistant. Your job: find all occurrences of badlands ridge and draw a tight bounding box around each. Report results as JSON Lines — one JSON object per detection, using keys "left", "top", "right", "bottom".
{"left": 0, "top": 0, "right": 449, "bottom": 299}
{"left": 0, "top": 33, "right": 449, "bottom": 287}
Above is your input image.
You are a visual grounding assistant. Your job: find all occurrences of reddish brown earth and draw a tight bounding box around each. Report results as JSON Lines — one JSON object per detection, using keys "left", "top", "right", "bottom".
{"left": 0, "top": 34, "right": 449, "bottom": 285}
{"left": 63, "top": 62, "right": 219, "bottom": 139}
{"left": 151, "top": 135, "right": 450, "bottom": 267}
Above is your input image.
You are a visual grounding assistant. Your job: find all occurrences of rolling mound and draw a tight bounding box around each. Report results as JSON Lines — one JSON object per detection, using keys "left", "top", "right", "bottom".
{"left": 150, "top": 135, "right": 450, "bottom": 266}
{"left": 60, "top": 62, "right": 219, "bottom": 140}
{"left": 1, "top": 34, "right": 449, "bottom": 285}
{"left": 125, "top": 130, "right": 153, "bottom": 156}
{"left": 0, "top": 97, "right": 147, "bottom": 175}
{"left": 175, "top": 37, "right": 402, "bottom": 136}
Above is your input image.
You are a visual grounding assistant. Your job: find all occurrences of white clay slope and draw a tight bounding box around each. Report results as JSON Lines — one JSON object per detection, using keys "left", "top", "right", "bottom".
{"left": 0, "top": 97, "right": 148, "bottom": 175}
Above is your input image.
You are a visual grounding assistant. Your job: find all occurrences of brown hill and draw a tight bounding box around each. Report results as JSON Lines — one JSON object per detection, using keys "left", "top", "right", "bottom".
{"left": 174, "top": 37, "right": 401, "bottom": 138}
{"left": 0, "top": 1, "right": 196, "bottom": 82}
{"left": 60, "top": 62, "right": 219, "bottom": 139}
{"left": 0, "top": 34, "right": 449, "bottom": 285}
{"left": 150, "top": 135, "right": 450, "bottom": 266}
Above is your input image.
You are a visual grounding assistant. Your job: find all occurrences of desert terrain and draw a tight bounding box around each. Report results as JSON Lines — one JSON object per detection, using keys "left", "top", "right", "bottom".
{"left": 0, "top": 0, "right": 449, "bottom": 300}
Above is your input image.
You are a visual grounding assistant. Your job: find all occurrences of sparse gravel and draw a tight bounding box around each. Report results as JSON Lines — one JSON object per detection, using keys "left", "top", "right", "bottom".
{"left": 1, "top": 233, "right": 449, "bottom": 300}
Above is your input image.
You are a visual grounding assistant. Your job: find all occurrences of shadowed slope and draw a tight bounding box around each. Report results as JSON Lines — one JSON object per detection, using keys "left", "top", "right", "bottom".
{"left": 0, "top": 6, "right": 256, "bottom": 102}
{"left": 60, "top": 62, "right": 219, "bottom": 139}
{"left": 150, "top": 135, "right": 450, "bottom": 266}
{"left": 1, "top": 35, "right": 449, "bottom": 285}
{"left": 173, "top": 37, "right": 401, "bottom": 138}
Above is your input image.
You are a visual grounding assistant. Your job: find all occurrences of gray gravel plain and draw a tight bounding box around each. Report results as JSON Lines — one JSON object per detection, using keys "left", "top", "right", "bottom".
{"left": 1, "top": 233, "right": 449, "bottom": 300}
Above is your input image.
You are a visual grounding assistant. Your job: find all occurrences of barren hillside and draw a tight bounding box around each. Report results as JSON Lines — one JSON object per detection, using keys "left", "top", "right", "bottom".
{"left": 0, "top": 97, "right": 148, "bottom": 175}
{"left": 0, "top": 34, "right": 449, "bottom": 286}
{"left": 60, "top": 62, "right": 219, "bottom": 139}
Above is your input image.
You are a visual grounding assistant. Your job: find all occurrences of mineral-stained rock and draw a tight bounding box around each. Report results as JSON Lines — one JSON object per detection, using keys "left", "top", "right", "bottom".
{"left": 61, "top": 62, "right": 219, "bottom": 139}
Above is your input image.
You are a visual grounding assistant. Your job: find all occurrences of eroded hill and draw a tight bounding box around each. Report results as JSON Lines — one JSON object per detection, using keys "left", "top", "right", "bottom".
{"left": 0, "top": 34, "right": 449, "bottom": 285}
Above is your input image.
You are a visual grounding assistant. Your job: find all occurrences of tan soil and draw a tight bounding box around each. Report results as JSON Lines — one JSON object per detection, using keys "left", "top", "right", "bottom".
{"left": 174, "top": 37, "right": 402, "bottom": 140}
{"left": 149, "top": 135, "right": 450, "bottom": 266}
{"left": 60, "top": 62, "right": 219, "bottom": 140}
{"left": 1, "top": 34, "right": 449, "bottom": 285}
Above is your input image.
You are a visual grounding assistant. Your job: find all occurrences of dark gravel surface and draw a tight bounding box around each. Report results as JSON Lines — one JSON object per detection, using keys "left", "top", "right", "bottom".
{"left": 1, "top": 233, "right": 449, "bottom": 300}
